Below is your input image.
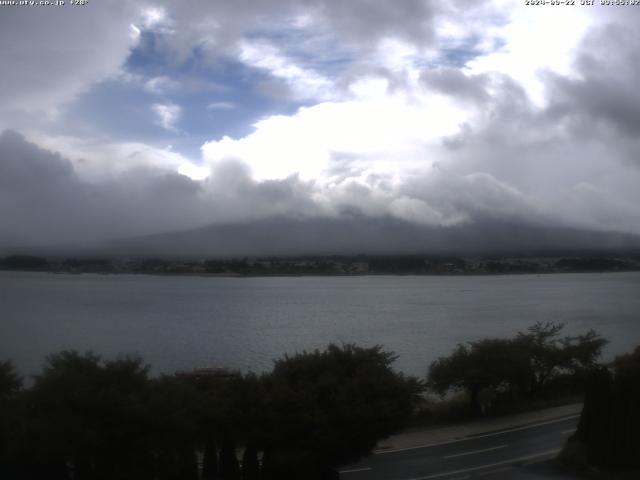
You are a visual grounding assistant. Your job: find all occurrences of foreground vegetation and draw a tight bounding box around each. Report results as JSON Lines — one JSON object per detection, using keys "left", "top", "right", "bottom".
{"left": 561, "top": 346, "right": 640, "bottom": 477}
{"left": 1, "top": 323, "right": 637, "bottom": 479}
{"left": 0, "top": 345, "right": 421, "bottom": 480}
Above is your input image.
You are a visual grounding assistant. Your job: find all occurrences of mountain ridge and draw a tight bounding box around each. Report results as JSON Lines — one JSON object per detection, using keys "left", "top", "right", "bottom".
{"left": 102, "top": 215, "right": 640, "bottom": 258}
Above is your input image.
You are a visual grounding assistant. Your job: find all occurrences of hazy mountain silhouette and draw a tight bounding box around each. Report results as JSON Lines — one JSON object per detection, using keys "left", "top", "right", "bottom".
{"left": 105, "top": 215, "right": 640, "bottom": 258}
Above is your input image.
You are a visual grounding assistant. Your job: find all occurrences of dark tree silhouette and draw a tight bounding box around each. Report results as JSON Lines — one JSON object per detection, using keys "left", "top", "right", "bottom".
{"left": 0, "top": 360, "right": 24, "bottom": 479}
{"left": 514, "top": 322, "right": 607, "bottom": 395}
{"left": 428, "top": 323, "right": 607, "bottom": 415}
{"left": 428, "top": 338, "right": 521, "bottom": 416}
{"left": 24, "top": 351, "right": 156, "bottom": 479}
{"left": 572, "top": 346, "right": 640, "bottom": 468}
{"left": 261, "top": 343, "right": 423, "bottom": 479}
{"left": 201, "top": 436, "right": 218, "bottom": 480}
{"left": 1, "top": 345, "right": 423, "bottom": 479}
{"left": 241, "top": 444, "right": 260, "bottom": 480}
{"left": 0, "top": 360, "right": 21, "bottom": 401}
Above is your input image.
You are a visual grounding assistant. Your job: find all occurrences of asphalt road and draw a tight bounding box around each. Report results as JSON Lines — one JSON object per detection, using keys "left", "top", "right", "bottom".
{"left": 339, "top": 415, "right": 581, "bottom": 480}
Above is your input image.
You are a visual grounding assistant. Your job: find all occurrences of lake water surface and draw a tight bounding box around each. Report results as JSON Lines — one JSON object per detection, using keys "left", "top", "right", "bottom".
{"left": 1, "top": 271, "right": 639, "bottom": 377}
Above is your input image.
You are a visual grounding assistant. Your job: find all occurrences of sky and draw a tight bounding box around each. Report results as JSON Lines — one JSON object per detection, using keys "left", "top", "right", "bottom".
{"left": 1, "top": 0, "right": 640, "bottom": 251}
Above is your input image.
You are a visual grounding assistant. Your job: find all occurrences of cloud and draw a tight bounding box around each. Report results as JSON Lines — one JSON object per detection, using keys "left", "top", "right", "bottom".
{"left": 420, "top": 68, "right": 490, "bottom": 104}
{"left": 0, "top": 131, "right": 322, "bottom": 247}
{"left": 3, "top": 0, "right": 640, "bottom": 252}
{"left": 193, "top": 2, "right": 640, "bottom": 239}
{"left": 0, "top": 2, "right": 140, "bottom": 117}
{"left": 0, "top": 131, "right": 206, "bottom": 246}
{"left": 3, "top": 126, "right": 640, "bottom": 253}
{"left": 152, "top": 103, "right": 182, "bottom": 131}
{"left": 27, "top": 133, "right": 206, "bottom": 180}
{"left": 237, "top": 39, "right": 335, "bottom": 101}
{"left": 124, "top": 0, "right": 499, "bottom": 104}
{"left": 465, "top": 0, "right": 593, "bottom": 106}
{"left": 201, "top": 91, "right": 469, "bottom": 181}
{"left": 144, "top": 76, "right": 180, "bottom": 95}
{"left": 151, "top": 0, "right": 439, "bottom": 53}
{"left": 546, "top": 20, "right": 640, "bottom": 139}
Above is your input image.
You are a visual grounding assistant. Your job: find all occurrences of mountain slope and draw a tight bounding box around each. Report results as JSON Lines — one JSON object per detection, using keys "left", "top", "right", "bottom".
{"left": 108, "top": 216, "right": 640, "bottom": 257}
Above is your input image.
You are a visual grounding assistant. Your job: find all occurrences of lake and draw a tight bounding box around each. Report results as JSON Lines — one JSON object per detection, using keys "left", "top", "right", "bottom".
{"left": 1, "top": 271, "right": 639, "bottom": 377}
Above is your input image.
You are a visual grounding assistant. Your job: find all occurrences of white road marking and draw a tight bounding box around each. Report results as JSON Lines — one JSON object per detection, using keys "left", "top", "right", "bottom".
{"left": 339, "top": 467, "right": 372, "bottom": 474}
{"left": 404, "top": 449, "right": 561, "bottom": 480}
{"left": 443, "top": 444, "right": 508, "bottom": 459}
{"left": 561, "top": 428, "right": 576, "bottom": 435}
{"left": 375, "top": 414, "right": 579, "bottom": 455}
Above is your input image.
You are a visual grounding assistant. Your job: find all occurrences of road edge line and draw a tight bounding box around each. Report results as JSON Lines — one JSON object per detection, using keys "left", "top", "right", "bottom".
{"left": 374, "top": 414, "right": 579, "bottom": 455}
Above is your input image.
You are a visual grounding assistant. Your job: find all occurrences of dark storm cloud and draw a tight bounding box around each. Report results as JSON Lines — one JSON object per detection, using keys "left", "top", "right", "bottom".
{"left": 0, "top": 131, "right": 90, "bottom": 246}
{"left": 0, "top": 131, "right": 204, "bottom": 246}
{"left": 0, "top": 131, "right": 321, "bottom": 248}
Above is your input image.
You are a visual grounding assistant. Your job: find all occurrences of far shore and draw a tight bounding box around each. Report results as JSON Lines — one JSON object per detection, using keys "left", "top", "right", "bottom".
{"left": 2, "top": 252, "right": 639, "bottom": 278}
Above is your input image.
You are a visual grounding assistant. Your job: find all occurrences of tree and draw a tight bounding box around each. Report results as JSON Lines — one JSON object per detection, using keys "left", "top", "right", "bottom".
{"left": 428, "top": 339, "right": 524, "bottom": 416}
{"left": 572, "top": 345, "right": 640, "bottom": 468}
{"left": 427, "top": 323, "right": 607, "bottom": 415}
{"left": 146, "top": 374, "right": 204, "bottom": 480}
{"left": 184, "top": 369, "right": 266, "bottom": 480}
{"left": 218, "top": 434, "right": 241, "bottom": 480}
{"left": 0, "top": 360, "right": 22, "bottom": 402}
{"left": 25, "top": 351, "right": 156, "bottom": 480}
{"left": 0, "top": 361, "right": 24, "bottom": 479}
{"left": 515, "top": 322, "right": 607, "bottom": 395}
{"left": 261, "top": 344, "right": 423, "bottom": 479}
{"left": 241, "top": 445, "right": 260, "bottom": 480}
{"left": 0, "top": 345, "right": 422, "bottom": 479}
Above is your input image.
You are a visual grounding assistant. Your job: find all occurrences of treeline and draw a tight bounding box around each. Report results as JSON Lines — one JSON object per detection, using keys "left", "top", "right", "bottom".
{"left": 0, "top": 345, "right": 421, "bottom": 480}
{"left": 2, "top": 253, "right": 640, "bottom": 276}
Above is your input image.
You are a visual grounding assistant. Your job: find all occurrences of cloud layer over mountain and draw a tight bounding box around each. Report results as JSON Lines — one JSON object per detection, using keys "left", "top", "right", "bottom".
{"left": 1, "top": 1, "right": 640, "bottom": 253}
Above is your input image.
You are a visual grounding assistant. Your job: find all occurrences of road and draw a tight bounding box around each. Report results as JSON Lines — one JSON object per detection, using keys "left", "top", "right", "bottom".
{"left": 339, "top": 415, "right": 581, "bottom": 480}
